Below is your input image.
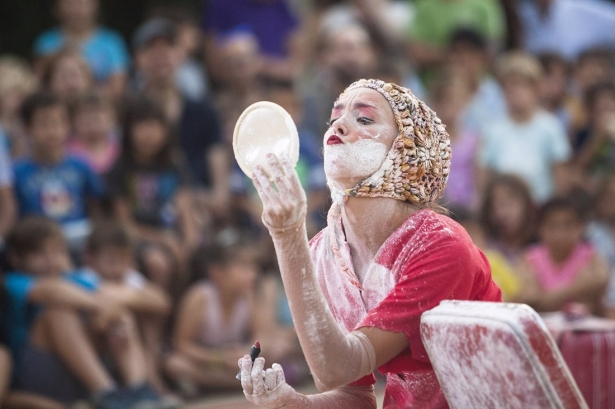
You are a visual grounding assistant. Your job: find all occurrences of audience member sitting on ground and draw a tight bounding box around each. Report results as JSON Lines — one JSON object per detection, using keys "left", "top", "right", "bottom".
{"left": 431, "top": 71, "right": 480, "bottom": 211}
{"left": 40, "top": 48, "right": 94, "bottom": 107}
{"left": 522, "top": 196, "right": 610, "bottom": 315}
{"left": 164, "top": 232, "right": 262, "bottom": 394}
{"left": 446, "top": 27, "right": 507, "bottom": 131}
{"left": 106, "top": 97, "right": 197, "bottom": 292}
{"left": 79, "top": 222, "right": 172, "bottom": 393}
{"left": 1, "top": 217, "right": 164, "bottom": 409}
{"left": 586, "top": 173, "right": 615, "bottom": 318}
{"left": 0, "top": 57, "right": 37, "bottom": 158}
{"left": 13, "top": 92, "right": 105, "bottom": 251}
{"left": 575, "top": 81, "right": 615, "bottom": 176}
{"left": 480, "top": 174, "right": 537, "bottom": 266}
{"left": 33, "top": 0, "right": 130, "bottom": 98}
{"left": 132, "top": 18, "right": 229, "bottom": 217}
{"left": 450, "top": 207, "right": 521, "bottom": 302}
{"left": 68, "top": 91, "right": 120, "bottom": 175}
{"left": 480, "top": 51, "right": 571, "bottom": 203}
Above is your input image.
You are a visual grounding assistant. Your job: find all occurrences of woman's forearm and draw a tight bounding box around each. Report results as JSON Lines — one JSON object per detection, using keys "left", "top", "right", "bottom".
{"left": 290, "top": 385, "right": 377, "bottom": 409}
{"left": 270, "top": 225, "right": 374, "bottom": 391}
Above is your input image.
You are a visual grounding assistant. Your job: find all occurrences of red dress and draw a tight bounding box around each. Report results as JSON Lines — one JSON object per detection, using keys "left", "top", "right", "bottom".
{"left": 309, "top": 209, "right": 502, "bottom": 408}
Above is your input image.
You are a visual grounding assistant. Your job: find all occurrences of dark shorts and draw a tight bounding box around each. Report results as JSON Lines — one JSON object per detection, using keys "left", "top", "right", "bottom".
{"left": 13, "top": 342, "right": 89, "bottom": 404}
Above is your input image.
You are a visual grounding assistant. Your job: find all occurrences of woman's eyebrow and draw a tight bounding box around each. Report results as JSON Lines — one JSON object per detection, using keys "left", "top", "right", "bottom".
{"left": 331, "top": 101, "right": 380, "bottom": 115}
{"left": 353, "top": 102, "right": 380, "bottom": 115}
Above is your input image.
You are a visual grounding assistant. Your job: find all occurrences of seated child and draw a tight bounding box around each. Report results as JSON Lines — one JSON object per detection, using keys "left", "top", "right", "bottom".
{"left": 0, "top": 277, "right": 10, "bottom": 405}
{"left": 480, "top": 51, "right": 571, "bottom": 203}
{"left": 164, "top": 233, "right": 261, "bottom": 394}
{"left": 480, "top": 174, "right": 537, "bottom": 266}
{"left": 587, "top": 173, "right": 615, "bottom": 318}
{"left": 1, "top": 217, "right": 164, "bottom": 409}
{"left": 522, "top": 196, "right": 610, "bottom": 315}
{"left": 106, "top": 97, "right": 197, "bottom": 291}
{"left": 574, "top": 81, "right": 615, "bottom": 176}
{"left": 13, "top": 92, "right": 105, "bottom": 250}
{"left": 450, "top": 207, "right": 521, "bottom": 302}
{"left": 81, "top": 222, "right": 171, "bottom": 393}
{"left": 68, "top": 92, "right": 120, "bottom": 175}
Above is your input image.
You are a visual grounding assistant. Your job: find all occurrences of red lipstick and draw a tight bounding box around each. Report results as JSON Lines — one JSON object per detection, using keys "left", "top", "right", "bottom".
{"left": 327, "top": 135, "right": 343, "bottom": 145}
{"left": 237, "top": 340, "right": 261, "bottom": 380}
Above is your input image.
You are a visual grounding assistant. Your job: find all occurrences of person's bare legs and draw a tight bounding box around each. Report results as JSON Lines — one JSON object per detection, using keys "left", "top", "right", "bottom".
{"left": 141, "top": 246, "right": 175, "bottom": 290}
{"left": 140, "top": 315, "right": 169, "bottom": 393}
{"left": 3, "top": 392, "right": 64, "bottom": 409}
{"left": 106, "top": 312, "right": 148, "bottom": 387}
{"left": 0, "top": 345, "right": 11, "bottom": 402}
{"left": 164, "top": 353, "right": 238, "bottom": 389}
{"left": 30, "top": 308, "right": 115, "bottom": 394}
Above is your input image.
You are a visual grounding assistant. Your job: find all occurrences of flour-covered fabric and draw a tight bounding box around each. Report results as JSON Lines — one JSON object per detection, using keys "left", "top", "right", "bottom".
{"left": 310, "top": 209, "right": 502, "bottom": 408}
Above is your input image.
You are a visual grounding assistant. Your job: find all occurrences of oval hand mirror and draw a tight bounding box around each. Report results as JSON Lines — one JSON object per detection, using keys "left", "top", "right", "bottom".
{"left": 233, "top": 101, "right": 299, "bottom": 179}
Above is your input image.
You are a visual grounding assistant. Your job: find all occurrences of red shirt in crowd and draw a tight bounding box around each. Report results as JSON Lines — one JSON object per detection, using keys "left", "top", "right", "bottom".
{"left": 309, "top": 208, "right": 502, "bottom": 409}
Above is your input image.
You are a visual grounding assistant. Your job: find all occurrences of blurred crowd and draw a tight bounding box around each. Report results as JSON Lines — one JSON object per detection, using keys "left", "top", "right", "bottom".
{"left": 0, "top": 0, "right": 615, "bottom": 407}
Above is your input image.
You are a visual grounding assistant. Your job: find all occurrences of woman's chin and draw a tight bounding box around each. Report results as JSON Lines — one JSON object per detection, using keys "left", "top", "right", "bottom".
{"left": 325, "top": 171, "right": 367, "bottom": 190}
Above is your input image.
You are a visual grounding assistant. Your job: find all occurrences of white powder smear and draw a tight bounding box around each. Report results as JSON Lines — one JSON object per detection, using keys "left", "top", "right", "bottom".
{"left": 324, "top": 139, "right": 388, "bottom": 183}
{"left": 422, "top": 301, "right": 586, "bottom": 409}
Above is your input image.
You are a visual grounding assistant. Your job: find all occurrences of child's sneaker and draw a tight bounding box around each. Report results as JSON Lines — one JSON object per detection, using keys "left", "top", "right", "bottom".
{"left": 126, "top": 383, "right": 182, "bottom": 409}
{"left": 93, "top": 388, "right": 130, "bottom": 409}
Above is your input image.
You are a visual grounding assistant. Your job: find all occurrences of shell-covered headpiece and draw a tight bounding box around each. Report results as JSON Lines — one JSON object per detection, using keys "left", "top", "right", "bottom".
{"left": 330, "top": 79, "right": 451, "bottom": 205}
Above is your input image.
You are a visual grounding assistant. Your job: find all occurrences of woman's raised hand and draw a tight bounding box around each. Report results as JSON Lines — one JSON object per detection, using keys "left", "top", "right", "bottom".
{"left": 252, "top": 154, "right": 308, "bottom": 234}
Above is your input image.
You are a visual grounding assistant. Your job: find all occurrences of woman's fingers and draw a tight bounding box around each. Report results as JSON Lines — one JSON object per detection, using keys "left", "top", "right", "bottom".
{"left": 272, "top": 363, "right": 286, "bottom": 385}
{"left": 251, "top": 357, "right": 266, "bottom": 395}
{"left": 240, "top": 355, "right": 253, "bottom": 395}
{"left": 264, "top": 368, "right": 277, "bottom": 391}
{"left": 267, "top": 154, "right": 292, "bottom": 194}
{"left": 280, "top": 154, "right": 306, "bottom": 198}
{"left": 253, "top": 166, "right": 280, "bottom": 207}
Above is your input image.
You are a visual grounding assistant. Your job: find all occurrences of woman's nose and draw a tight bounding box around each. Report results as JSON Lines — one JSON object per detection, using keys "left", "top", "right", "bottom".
{"left": 334, "top": 117, "right": 349, "bottom": 136}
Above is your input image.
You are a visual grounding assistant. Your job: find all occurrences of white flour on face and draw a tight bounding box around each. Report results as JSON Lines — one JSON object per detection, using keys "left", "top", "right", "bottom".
{"left": 324, "top": 139, "right": 388, "bottom": 185}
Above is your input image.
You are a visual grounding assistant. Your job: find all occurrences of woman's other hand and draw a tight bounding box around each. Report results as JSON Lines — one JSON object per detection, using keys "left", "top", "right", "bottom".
{"left": 252, "top": 154, "right": 307, "bottom": 233}
{"left": 239, "top": 356, "right": 302, "bottom": 408}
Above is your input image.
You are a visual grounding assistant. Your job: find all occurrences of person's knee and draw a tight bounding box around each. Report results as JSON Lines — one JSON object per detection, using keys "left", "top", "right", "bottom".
{"left": 107, "top": 310, "right": 141, "bottom": 351}
{"left": 31, "top": 308, "right": 82, "bottom": 350}
{"left": 163, "top": 353, "right": 192, "bottom": 380}
{"left": 141, "top": 246, "right": 175, "bottom": 288}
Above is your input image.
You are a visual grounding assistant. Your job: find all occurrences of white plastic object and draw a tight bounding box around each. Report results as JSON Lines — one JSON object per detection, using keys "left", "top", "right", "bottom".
{"left": 233, "top": 101, "right": 299, "bottom": 179}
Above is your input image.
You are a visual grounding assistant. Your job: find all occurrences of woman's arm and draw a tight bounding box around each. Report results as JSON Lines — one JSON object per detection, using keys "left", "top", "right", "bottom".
{"left": 252, "top": 155, "right": 407, "bottom": 391}
{"left": 240, "top": 356, "right": 377, "bottom": 409}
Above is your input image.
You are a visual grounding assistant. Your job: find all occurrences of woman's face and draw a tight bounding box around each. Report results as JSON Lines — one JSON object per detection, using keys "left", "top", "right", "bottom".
{"left": 323, "top": 88, "right": 397, "bottom": 188}
{"left": 488, "top": 185, "right": 527, "bottom": 239}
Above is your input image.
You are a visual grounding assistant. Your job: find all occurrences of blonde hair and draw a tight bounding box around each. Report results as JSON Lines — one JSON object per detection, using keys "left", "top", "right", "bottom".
{"left": 496, "top": 51, "right": 544, "bottom": 84}
{"left": 0, "top": 56, "right": 37, "bottom": 101}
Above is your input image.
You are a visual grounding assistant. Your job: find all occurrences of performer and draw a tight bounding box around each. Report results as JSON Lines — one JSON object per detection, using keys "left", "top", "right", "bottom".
{"left": 239, "top": 79, "right": 502, "bottom": 408}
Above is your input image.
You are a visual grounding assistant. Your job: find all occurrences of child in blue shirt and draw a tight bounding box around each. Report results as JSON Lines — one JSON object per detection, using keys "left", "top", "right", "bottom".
{"left": 33, "top": 0, "right": 130, "bottom": 97}
{"left": 1, "top": 217, "right": 165, "bottom": 409}
{"left": 13, "top": 92, "right": 105, "bottom": 250}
